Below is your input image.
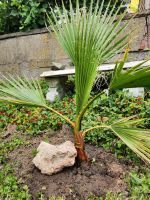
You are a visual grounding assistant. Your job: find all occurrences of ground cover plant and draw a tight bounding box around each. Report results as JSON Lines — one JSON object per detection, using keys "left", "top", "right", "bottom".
{"left": 0, "top": 90, "right": 150, "bottom": 164}
{"left": 0, "top": 91, "right": 150, "bottom": 199}
{"left": 0, "top": 0, "right": 150, "bottom": 163}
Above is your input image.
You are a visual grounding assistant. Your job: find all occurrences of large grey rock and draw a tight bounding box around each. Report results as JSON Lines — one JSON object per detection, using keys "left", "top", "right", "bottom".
{"left": 33, "top": 141, "right": 77, "bottom": 175}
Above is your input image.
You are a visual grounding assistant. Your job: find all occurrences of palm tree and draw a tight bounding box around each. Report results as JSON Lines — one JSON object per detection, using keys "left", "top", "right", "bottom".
{"left": 0, "top": 0, "right": 150, "bottom": 163}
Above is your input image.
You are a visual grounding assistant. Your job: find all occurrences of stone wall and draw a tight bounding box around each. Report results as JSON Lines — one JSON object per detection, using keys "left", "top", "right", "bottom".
{"left": 0, "top": 12, "right": 150, "bottom": 78}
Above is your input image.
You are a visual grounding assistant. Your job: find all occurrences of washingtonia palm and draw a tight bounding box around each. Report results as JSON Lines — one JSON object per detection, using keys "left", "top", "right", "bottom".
{"left": 0, "top": 0, "right": 150, "bottom": 163}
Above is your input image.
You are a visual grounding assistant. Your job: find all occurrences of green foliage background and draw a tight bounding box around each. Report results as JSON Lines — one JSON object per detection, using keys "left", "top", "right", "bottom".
{"left": 0, "top": 0, "right": 125, "bottom": 34}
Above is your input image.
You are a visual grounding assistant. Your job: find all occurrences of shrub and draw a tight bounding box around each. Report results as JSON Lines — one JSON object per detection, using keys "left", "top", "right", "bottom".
{"left": 0, "top": 0, "right": 125, "bottom": 34}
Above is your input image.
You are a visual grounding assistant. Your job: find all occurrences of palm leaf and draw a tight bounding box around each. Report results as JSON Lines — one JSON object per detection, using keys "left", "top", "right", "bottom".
{"left": 109, "top": 50, "right": 150, "bottom": 91}
{"left": 0, "top": 75, "right": 46, "bottom": 107}
{"left": 111, "top": 117, "right": 150, "bottom": 163}
{"left": 47, "top": 0, "right": 131, "bottom": 114}
{"left": 112, "top": 115, "right": 145, "bottom": 127}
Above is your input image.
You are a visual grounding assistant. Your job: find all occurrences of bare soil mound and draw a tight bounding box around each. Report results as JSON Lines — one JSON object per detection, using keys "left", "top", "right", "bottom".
{"left": 9, "top": 127, "right": 129, "bottom": 200}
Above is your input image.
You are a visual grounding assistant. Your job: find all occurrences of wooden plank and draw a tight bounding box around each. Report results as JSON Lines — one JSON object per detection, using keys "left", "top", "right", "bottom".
{"left": 40, "top": 60, "right": 150, "bottom": 77}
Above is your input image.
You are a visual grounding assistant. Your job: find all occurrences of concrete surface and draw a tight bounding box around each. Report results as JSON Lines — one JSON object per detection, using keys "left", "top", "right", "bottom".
{"left": 0, "top": 13, "right": 150, "bottom": 78}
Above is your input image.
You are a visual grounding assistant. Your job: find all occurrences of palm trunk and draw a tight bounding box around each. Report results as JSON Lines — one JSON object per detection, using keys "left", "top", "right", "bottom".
{"left": 74, "top": 130, "right": 88, "bottom": 162}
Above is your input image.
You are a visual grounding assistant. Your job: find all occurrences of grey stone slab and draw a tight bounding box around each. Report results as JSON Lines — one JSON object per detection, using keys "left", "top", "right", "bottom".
{"left": 145, "top": 0, "right": 150, "bottom": 9}
{"left": 123, "top": 88, "right": 144, "bottom": 97}
{"left": 41, "top": 60, "right": 150, "bottom": 78}
{"left": 45, "top": 77, "right": 68, "bottom": 102}
{"left": 41, "top": 69, "right": 75, "bottom": 77}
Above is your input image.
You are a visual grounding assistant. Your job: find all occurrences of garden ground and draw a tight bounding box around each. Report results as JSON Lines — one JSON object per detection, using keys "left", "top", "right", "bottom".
{"left": 8, "top": 129, "right": 129, "bottom": 199}
{"left": 0, "top": 83, "right": 150, "bottom": 199}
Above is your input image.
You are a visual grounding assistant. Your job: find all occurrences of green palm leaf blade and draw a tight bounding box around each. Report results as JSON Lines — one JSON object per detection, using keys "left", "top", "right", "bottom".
{"left": 0, "top": 75, "right": 46, "bottom": 107}
{"left": 109, "top": 50, "right": 150, "bottom": 90}
{"left": 112, "top": 115, "right": 146, "bottom": 127}
{"left": 47, "top": 0, "right": 130, "bottom": 114}
{"left": 111, "top": 118, "right": 150, "bottom": 163}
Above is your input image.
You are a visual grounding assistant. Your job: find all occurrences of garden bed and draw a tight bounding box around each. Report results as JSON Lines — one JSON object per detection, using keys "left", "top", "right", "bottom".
{"left": 0, "top": 91, "right": 150, "bottom": 200}
{"left": 8, "top": 129, "right": 128, "bottom": 199}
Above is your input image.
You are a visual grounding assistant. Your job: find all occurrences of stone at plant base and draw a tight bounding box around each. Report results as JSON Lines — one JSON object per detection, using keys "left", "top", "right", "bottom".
{"left": 33, "top": 141, "right": 77, "bottom": 175}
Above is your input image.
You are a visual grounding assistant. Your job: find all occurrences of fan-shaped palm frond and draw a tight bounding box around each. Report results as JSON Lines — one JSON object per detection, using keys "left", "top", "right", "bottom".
{"left": 109, "top": 50, "right": 150, "bottom": 91}
{"left": 47, "top": 0, "right": 131, "bottom": 114}
{"left": 111, "top": 117, "right": 150, "bottom": 163}
{"left": 0, "top": 75, "right": 46, "bottom": 107}
{"left": 0, "top": 76, "right": 74, "bottom": 126}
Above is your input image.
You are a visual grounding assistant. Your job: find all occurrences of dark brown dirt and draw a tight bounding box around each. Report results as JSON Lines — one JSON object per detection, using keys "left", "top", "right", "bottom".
{"left": 9, "top": 126, "right": 129, "bottom": 200}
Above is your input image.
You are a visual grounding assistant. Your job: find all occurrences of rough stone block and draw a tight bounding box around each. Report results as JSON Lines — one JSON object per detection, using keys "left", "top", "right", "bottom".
{"left": 33, "top": 141, "right": 77, "bottom": 175}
